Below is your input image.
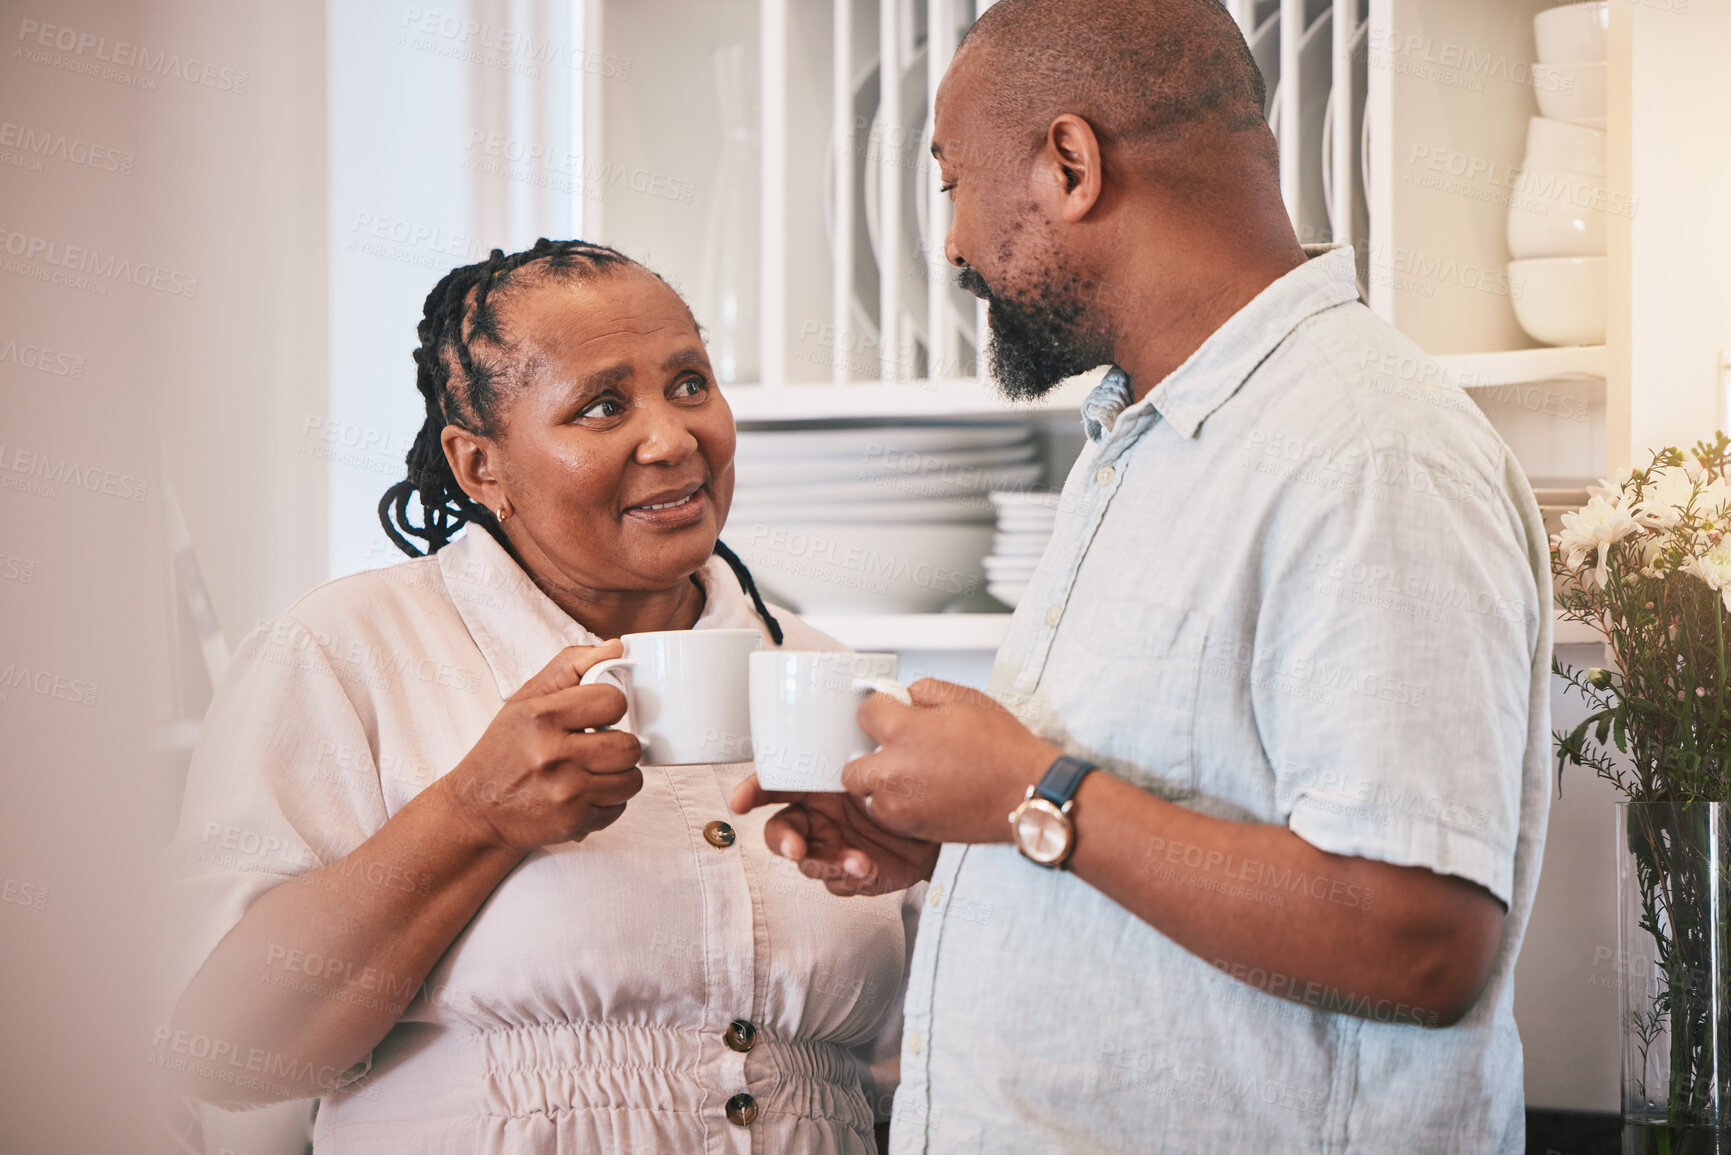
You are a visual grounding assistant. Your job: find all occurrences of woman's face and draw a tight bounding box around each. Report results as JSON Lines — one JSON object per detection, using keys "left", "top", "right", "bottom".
{"left": 471, "top": 269, "right": 736, "bottom": 597}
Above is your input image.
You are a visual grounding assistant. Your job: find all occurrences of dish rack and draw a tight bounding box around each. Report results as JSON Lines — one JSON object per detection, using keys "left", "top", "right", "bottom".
{"left": 732, "top": 0, "right": 1372, "bottom": 385}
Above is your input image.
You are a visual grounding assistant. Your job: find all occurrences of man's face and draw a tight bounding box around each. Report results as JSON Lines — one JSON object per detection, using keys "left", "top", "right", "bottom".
{"left": 932, "top": 51, "right": 1115, "bottom": 400}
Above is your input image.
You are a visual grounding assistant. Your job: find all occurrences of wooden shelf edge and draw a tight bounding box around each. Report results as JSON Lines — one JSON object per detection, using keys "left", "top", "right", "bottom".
{"left": 1443, "top": 346, "right": 1608, "bottom": 389}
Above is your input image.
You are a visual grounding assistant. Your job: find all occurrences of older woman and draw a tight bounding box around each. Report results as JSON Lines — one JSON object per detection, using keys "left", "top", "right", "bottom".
{"left": 161, "top": 239, "right": 912, "bottom": 1153}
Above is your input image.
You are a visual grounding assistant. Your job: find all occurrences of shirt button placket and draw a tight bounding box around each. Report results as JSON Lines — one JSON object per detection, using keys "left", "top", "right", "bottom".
{"left": 724, "top": 1018, "right": 757, "bottom": 1053}
{"left": 722, "top": 1016, "right": 759, "bottom": 1131}
{"left": 690, "top": 783, "right": 754, "bottom": 1146}
{"left": 725, "top": 1091, "right": 759, "bottom": 1126}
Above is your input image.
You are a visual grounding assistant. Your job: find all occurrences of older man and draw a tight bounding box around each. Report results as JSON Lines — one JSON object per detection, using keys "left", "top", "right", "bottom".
{"left": 735, "top": 0, "right": 1551, "bottom": 1151}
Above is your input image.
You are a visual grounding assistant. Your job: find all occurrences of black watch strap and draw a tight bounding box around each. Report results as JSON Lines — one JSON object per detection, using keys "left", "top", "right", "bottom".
{"left": 1034, "top": 755, "right": 1097, "bottom": 807}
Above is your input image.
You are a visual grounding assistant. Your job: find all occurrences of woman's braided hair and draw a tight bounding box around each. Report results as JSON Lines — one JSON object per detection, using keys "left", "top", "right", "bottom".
{"left": 377, "top": 237, "right": 783, "bottom": 643}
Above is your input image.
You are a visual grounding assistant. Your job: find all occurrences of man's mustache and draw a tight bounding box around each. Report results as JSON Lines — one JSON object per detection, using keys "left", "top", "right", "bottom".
{"left": 956, "top": 267, "right": 993, "bottom": 302}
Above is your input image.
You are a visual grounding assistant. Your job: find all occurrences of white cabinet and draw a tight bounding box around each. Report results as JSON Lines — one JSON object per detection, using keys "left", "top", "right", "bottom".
{"left": 591, "top": 0, "right": 1648, "bottom": 653}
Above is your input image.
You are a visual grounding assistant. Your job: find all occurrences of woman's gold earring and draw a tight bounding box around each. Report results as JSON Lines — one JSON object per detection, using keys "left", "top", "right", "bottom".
{"left": 496, "top": 504, "right": 511, "bottom": 522}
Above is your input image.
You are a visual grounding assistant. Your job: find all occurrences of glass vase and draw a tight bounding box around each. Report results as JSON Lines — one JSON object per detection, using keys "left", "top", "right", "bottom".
{"left": 1621, "top": 800, "right": 1731, "bottom": 1154}
{"left": 696, "top": 43, "right": 758, "bottom": 385}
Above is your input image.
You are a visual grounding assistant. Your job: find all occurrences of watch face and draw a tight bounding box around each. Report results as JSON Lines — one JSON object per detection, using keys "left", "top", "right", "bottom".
{"left": 1014, "top": 801, "right": 1071, "bottom": 865}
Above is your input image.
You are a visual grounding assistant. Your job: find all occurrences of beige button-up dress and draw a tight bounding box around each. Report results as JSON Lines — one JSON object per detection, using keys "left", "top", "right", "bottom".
{"left": 162, "top": 528, "right": 913, "bottom": 1154}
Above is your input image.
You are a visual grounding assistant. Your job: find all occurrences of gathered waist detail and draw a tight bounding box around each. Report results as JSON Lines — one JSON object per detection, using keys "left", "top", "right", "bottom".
{"left": 479, "top": 1021, "right": 712, "bottom": 1118}
{"left": 334, "top": 1019, "right": 872, "bottom": 1133}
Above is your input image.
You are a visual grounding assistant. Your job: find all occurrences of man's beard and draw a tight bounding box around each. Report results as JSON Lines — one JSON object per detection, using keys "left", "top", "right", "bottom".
{"left": 958, "top": 266, "right": 1113, "bottom": 401}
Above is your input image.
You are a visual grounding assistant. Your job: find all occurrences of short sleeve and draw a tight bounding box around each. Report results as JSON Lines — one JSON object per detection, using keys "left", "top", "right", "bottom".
{"left": 1252, "top": 439, "right": 1541, "bottom": 906}
{"left": 156, "top": 615, "right": 392, "bottom": 1026}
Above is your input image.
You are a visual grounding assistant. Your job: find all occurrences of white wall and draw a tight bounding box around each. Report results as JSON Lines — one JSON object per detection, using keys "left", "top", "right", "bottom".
{"left": 325, "top": 0, "right": 581, "bottom": 577}
{"left": 0, "top": 0, "right": 327, "bottom": 1148}
{"left": 1611, "top": 0, "right": 1731, "bottom": 469}
{"left": 1513, "top": 644, "right": 1624, "bottom": 1110}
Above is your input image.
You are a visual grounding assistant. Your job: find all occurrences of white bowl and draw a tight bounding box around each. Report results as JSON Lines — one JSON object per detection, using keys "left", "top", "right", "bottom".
{"left": 735, "top": 462, "right": 1044, "bottom": 505}
{"left": 735, "top": 443, "right": 1036, "bottom": 486}
{"left": 728, "top": 521, "right": 993, "bottom": 613}
{"left": 1508, "top": 256, "right": 1607, "bottom": 346}
{"left": 727, "top": 496, "right": 993, "bottom": 525}
{"left": 1506, "top": 168, "right": 1608, "bottom": 259}
{"left": 1532, "top": 61, "right": 1606, "bottom": 128}
{"left": 1524, "top": 116, "right": 1605, "bottom": 176}
{"left": 987, "top": 580, "right": 1030, "bottom": 608}
{"left": 1534, "top": 2, "right": 1608, "bottom": 65}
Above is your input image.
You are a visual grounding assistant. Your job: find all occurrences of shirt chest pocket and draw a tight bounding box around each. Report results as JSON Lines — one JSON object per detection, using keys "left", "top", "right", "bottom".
{"left": 1040, "top": 599, "right": 1209, "bottom": 800}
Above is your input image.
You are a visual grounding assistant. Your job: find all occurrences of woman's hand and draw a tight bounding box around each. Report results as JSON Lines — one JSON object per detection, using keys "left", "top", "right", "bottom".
{"left": 729, "top": 778, "right": 940, "bottom": 896}
{"left": 435, "top": 640, "right": 645, "bottom": 851}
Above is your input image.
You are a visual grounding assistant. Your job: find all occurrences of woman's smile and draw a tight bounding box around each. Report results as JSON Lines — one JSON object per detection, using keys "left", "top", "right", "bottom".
{"left": 623, "top": 480, "right": 710, "bottom": 529}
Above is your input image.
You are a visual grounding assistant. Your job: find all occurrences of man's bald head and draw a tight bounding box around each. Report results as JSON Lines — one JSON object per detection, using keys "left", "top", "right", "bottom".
{"left": 933, "top": 0, "right": 1299, "bottom": 401}
{"left": 951, "top": 0, "right": 1270, "bottom": 185}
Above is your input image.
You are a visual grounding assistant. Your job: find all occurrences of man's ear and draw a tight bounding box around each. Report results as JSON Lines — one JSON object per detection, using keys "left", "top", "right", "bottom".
{"left": 1031, "top": 113, "right": 1104, "bottom": 223}
{"left": 441, "top": 424, "right": 505, "bottom": 512}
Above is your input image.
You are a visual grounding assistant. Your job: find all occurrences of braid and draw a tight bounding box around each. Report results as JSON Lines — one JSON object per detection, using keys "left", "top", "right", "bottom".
{"left": 379, "top": 238, "right": 635, "bottom": 557}
{"left": 714, "top": 540, "right": 785, "bottom": 645}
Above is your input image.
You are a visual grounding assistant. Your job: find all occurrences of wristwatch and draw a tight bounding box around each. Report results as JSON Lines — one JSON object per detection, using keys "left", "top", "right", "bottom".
{"left": 1008, "top": 755, "right": 1097, "bottom": 869}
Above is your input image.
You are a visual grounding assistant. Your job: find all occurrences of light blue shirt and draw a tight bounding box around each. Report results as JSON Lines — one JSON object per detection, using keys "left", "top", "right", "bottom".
{"left": 890, "top": 247, "right": 1552, "bottom": 1153}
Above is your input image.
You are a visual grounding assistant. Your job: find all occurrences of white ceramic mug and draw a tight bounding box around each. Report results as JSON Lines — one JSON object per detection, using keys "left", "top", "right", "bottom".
{"left": 579, "top": 628, "right": 762, "bottom": 765}
{"left": 749, "top": 651, "right": 911, "bottom": 792}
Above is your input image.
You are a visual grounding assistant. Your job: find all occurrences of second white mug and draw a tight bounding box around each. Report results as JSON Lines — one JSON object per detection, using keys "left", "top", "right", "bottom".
{"left": 749, "top": 651, "right": 910, "bottom": 792}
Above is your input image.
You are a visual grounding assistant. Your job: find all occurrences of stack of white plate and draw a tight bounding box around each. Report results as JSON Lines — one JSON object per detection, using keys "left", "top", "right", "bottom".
{"left": 983, "top": 491, "right": 1061, "bottom": 608}
{"left": 724, "top": 425, "right": 1041, "bottom": 613}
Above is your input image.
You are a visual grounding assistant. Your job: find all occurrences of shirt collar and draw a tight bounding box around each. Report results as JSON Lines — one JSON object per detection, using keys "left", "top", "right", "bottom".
{"left": 437, "top": 528, "right": 768, "bottom": 700}
{"left": 1080, "top": 245, "right": 1360, "bottom": 443}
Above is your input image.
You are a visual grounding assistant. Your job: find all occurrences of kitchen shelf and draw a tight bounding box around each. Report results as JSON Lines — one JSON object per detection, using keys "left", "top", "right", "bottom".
{"left": 1440, "top": 346, "right": 1609, "bottom": 389}
{"left": 725, "top": 375, "right": 1097, "bottom": 424}
{"left": 726, "top": 348, "right": 1606, "bottom": 425}
{"left": 806, "top": 609, "right": 1597, "bottom": 652}
{"left": 803, "top": 612, "right": 1013, "bottom": 651}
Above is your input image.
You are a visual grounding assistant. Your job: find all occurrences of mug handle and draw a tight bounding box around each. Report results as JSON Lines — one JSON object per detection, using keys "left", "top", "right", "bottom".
{"left": 580, "top": 656, "right": 636, "bottom": 731}
{"left": 852, "top": 676, "right": 912, "bottom": 706}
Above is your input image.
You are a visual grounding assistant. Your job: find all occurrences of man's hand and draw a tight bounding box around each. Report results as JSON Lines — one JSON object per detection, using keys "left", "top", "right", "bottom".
{"left": 843, "top": 678, "right": 1060, "bottom": 843}
{"left": 730, "top": 678, "right": 1060, "bottom": 894}
{"left": 727, "top": 779, "right": 939, "bottom": 895}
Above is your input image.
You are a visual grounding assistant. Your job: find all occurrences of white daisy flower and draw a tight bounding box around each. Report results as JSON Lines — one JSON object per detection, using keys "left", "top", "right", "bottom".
{"left": 1681, "top": 539, "right": 1731, "bottom": 614}
{"left": 1557, "top": 494, "right": 1642, "bottom": 587}
{"left": 1632, "top": 466, "right": 1697, "bottom": 530}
